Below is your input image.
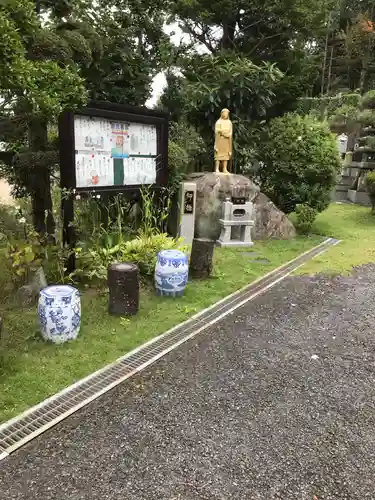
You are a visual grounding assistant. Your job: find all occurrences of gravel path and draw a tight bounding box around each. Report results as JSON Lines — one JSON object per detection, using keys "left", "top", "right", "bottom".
{"left": 1, "top": 266, "right": 375, "bottom": 499}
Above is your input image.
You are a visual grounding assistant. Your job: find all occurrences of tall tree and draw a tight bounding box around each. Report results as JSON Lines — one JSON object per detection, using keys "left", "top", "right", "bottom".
{"left": 77, "top": 0, "right": 172, "bottom": 105}
{"left": 1, "top": 0, "right": 171, "bottom": 234}
{"left": 171, "top": 0, "right": 339, "bottom": 114}
{"left": 314, "top": 0, "right": 375, "bottom": 94}
{"left": 0, "top": 0, "right": 89, "bottom": 234}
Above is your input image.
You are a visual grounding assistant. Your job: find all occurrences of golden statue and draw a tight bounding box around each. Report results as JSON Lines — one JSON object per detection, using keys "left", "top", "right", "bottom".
{"left": 214, "top": 108, "right": 232, "bottom": 174}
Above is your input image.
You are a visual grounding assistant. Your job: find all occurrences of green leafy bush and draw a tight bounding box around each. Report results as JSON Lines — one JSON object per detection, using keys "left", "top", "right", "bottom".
{"left": 357, "top": 109, "right": 375, "bottom": 127}
{"left": 6, "top": 226, "right": 71, "bottom": 286}
{"left": 294, "top": 204, "right": 317, "bottom": 234}
{"left": 296, "top": 93, "right": 361, "bottom": 118}
{"left": 6, "top": 229, "right": 44, "bottom": 281}
{"left": 256, "top": 114, "right": 341, "bottom": 214}
{"left": 168, "top": 141, "right": 188, "bottom": 193}
{"left": 328, "top": 104, "right": 359, "bottom": 133}
{"left": 75, "top": 233, "right": 188, "bottom": 282}
{"left": 361, "top": 90, "right": 375, "bottom": 110}
{"left": 120, "top": 233, "right": 188, "bottom": 277}
{"left": 0, "top": 202, "right": 32, "bottom": 241}
{"left": 365, "top": 171, "right": 375, "bottom": 214}
{"left": 167, "top": 121, "right": 206, "bottom": 185}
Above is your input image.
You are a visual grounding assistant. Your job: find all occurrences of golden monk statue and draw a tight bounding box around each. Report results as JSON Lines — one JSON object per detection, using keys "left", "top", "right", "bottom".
{"left": 214, "top": 108, "right": 232, "bottom": 174}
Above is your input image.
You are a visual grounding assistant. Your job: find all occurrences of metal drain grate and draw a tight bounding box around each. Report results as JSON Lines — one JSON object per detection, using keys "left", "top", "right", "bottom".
{"left": 0, "top": 237, "right": 339, "bottom": 461}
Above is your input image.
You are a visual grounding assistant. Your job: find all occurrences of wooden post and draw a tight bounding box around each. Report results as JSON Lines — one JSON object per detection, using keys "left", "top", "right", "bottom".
{"left": 108, "top": 263, "right": 139, "bottom": 316}
{"left": 190, "top": 238, "right": 215, "bottom": 279}
{"left": 61, "top": 192, "right": 76, "bottom": 273}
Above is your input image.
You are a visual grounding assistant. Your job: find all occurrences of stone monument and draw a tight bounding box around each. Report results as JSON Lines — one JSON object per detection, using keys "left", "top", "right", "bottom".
{"left": 214, "top": 109, "right": 232, "bottom": 174}
{"left": 177, "top": 181, "right": 196, "bottom": 246}
{"left": 337, "top": 133, "right": 348, "bottom": 160}
{"left": 217, "top": 197, "right": 254, "bottom": 247}
{"left": 334, "top": 92, "right": 375, "bottom": 205}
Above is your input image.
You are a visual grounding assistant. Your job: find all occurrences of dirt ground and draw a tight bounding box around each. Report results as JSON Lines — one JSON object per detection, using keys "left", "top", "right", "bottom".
{"left": 0, "top": 179, "right": 14, "bottom": 205}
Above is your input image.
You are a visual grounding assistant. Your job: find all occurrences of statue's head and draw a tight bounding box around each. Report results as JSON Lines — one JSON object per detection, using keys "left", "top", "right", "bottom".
{"left": 221, "top": 108, "right": 230, "bottom": 120}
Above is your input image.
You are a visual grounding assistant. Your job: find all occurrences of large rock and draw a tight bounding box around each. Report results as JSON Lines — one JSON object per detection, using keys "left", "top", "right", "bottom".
{"left": 188, "top": 172, "right": 295, "bottom": 241}
{"left": 253, "top": 193, "right": 296, "bottom": 240}
{"left": 15, "top": 267, "right": 47, "bottom": 307}
{"left": 188, "top": 172, "right": 259, "bottom": 240}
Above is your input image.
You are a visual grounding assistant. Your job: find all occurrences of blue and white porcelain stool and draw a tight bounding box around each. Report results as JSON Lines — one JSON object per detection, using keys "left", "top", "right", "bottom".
{"left": 38, "top": 285, "right": 81, "bottom": 344}
{"left": 154, "top": 250, "right": 189, "bottom": 297}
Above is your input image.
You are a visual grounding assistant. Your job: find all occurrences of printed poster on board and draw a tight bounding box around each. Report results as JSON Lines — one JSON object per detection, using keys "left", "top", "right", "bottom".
{"left": 73, "top": 115, "right": 158, "bottom": 189}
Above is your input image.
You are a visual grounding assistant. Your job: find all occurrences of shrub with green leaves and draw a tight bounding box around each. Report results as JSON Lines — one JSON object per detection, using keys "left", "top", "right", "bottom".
{"left": 357, "top": 109, "right": 375, "bottom": 127}
{"left": 167, "top": 121, "right": 206, "bottom": 188}
{"left": 256, "top": 114, "right": 341, "bottom": 214}
{"left": 328, "top": 104, "right": 359, "bottom": 133}
{"left": 168, "top": 141, "right": 189, "bottom": 193}
{"left": 119, "top": 233, "right": 188, "bottom": 277}
{"left": 365, "top": 171, "right": 375, "bottom": 214}
{"left": 296, "top": 93, "right": 361, "bottom": 118}
{"left": 294, "top": 204, "right": 317, "bottom": 234}
{"left": 74, "top": 233, "right": 188, "bottom": 282}
{"left": 0, "top": 204, "right": 29, "bottom": 241}
{"left": 361, "top": 90, "right": 375, "bottom": 110}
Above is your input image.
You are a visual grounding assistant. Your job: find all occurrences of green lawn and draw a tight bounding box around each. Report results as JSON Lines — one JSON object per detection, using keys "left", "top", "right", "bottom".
{"left": 297, "top": 203, "right": 375, "bottom": 275}
{"left": 0, "top": 235, "right": 321, "bottom": 423}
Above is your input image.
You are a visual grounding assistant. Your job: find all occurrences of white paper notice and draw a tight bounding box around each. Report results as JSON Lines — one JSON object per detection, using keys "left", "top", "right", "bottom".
{"left": 123, "top": 157, "right": 156, "bottom": 185}
{"left": 73, "top": 115, "right": 158, "bottom": 189}
{"left": 128, "top": 123, "right": 157, "bottom": 156}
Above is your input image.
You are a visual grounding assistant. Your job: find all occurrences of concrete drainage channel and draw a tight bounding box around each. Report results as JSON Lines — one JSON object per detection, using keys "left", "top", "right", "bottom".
{"left": 0, "top": 237, "right": 340, "bottom": 462}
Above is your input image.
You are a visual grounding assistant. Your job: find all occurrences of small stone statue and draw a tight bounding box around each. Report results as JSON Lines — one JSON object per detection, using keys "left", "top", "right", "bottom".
{"left": 214, "top": 108, "right": 233, "bottom": 174}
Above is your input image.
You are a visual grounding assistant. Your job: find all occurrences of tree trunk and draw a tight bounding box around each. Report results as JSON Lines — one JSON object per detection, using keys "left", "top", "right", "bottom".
{"left": 221, "top": 20, "right": 236, "bottom": 50}
{"left": 28, "top": 119, "right": 55, "bottom": 239}
{"left": 326, "top": 45, "right": 334, "bottom": 94}
{"left": 320, "top": 26, "right": 329, "bottom": 97}
{"left": 190, "top": 238, "right": 215, "bottom": 279}
{"left": 359, "top": 61, "right": 368, "bottom": 93}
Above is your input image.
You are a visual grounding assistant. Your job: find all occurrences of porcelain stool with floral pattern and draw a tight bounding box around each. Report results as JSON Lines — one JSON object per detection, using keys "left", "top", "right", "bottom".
{"left": 154, "top": 250, "right": 189, "bottom": 297}
{"left": 38, "top": 285, "right": 81, "bottom": 344}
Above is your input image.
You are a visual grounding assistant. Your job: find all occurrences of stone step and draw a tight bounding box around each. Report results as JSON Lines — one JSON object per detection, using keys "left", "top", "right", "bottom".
{"left": 333, "top": 190, "right": 349, "bottom": 202}
{"left": 337, "top": 178, "right": 355, "bottom": 186}
{"left": 347, "top": 189, "right": 371, "bottom": 206}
